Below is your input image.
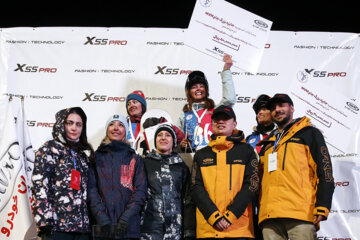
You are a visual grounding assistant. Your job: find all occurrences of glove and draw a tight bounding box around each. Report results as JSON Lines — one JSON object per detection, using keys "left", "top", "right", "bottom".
{"left": 114, "top": 218, "right": 129, "bottom": 236}
{"left": 101, "top": 224, "right": 112, "bottom": 238}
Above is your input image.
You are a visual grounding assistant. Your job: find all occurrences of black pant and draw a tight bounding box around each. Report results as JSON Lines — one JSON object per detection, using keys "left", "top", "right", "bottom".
{"left": 41, "top": 231, "right": 90, "bottom": 240}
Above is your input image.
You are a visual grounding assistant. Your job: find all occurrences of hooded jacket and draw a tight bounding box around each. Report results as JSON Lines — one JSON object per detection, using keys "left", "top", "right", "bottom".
{"left": 140, "top": 150, "right": 189, "bottom": 240}
{"left": 258, "top": 117, "right": 335, "bottom": 225}
{"left": 32, "top": 108, "right": 92, "bottom": 233}
{"left": 190, "top": 130, "right": 259, "bottom": 238}
{"left": 88, "top": 140, "right": 147, "bottom": 238}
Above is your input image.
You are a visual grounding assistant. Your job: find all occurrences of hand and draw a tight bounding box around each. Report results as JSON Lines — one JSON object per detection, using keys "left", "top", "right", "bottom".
{"left": 214, "top": 217, "right": 231, "bottom": 231}
{"left": 38, "top": 226, "right": 53, "bottom": 236}
{"left": 181, "top": 138, "right": 191, "bottom": 149}
{"left": 313, "top": 215, "right": 325, "bottom": 225}
{"left": 223, "top": 54, "right": 233, "bottom": 70}
{"left": 114, "top": 218, "right": 129, "bottom": 236}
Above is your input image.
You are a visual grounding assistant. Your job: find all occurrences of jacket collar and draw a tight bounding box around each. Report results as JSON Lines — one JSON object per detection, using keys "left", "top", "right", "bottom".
{"left": 209, "top": 129, "right": 245, "bottom": 150}
{"left": 259, "top": 116, "right": 311, "bottom": 147}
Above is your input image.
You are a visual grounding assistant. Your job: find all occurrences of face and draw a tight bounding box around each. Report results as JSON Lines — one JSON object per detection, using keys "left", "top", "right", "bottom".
{"left": 127, "top": 99, "right": 143, "bottom": 117}
{"left": 107, "top": 120, "right": 126, "bottom": 141}
{"left": 257, "top": 107, "right": 272, "bottom": 126}
{"left": 156, "top": 130, "right": 173, "bottom": 155}
{"left": 65, "top": 113, "right": 83, "bottom": 141}
{"left": 190, "top": 83, "right": 206, "bottom": 102}
{"left": 271, "top": 102, "right": 294, "bottom": 128}
{"left": 212, "top": 113, "right": 237, "bottom": 136}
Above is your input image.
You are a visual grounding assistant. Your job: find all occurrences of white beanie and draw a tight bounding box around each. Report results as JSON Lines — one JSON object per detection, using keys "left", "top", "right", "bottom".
{"left": 105, "top": 114, "right": 129, "bottom": 138}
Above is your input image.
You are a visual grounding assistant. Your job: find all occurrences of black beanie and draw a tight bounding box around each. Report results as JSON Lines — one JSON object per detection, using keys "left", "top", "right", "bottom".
{"left": 154, "top": 124, "right": 177, "bottom": 149}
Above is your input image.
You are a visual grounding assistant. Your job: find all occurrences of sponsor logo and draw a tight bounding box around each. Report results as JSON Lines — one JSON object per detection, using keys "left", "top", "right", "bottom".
{"left": 4, "top": 93, "right": 63, "bottom": 100}
{"left": 236, "top": 95, "right": 255, "bottom": 104}
{"left": 297, "top": 70, "right": 309, "bottom": 83}
{"left": 27, "top": 120, "right": 54, "bottom": 128}
{"left": 203, "top": 158, "right": 214, "bottom": 165}
{"left": 82, "top": 93, "right": 126, "bottom": 102}
{"left": 146, "top": 42, "right": 184, "bottom": 46}
{"left": 199, "top": 0, "right": 212, "bottom": 7}
{"left": 298, "top": 69, "right": 347, "bottom": 80}
{"left": 213, "top": 46, "right": 226, "bottom": 55}
{"left": 346, "top": 102, "right": 359, "bottom": 111}
{"left": 221, "top": 72, "right": 279, "bottom": 76}
{"left": 154, "top": 66, "right": 192, "bottom": 75}
{"left": 84, "top": 36, "right": 127, "bottom": 46}
{"left": 334, "top": 181, "right": 349, "bottom": 187}
{"left": 6, "top": 40, "right": 65, "bottom": 44}
{"left": 330, "top": 209, "right": 360, "bottom": 214}
{"left": 254, "top": 20, "right": 268, "bottom": 28}
{"left": 294, "top": 45, "right": 354, "bottom": 50}
{"left": 14, "top": 64, "right": 57, "bottom": 73}
{"left": 74, "top": 69, "right": 135, "bottom": 73}
{"left": 331, "top": 153, "right": 358, "bottom": 158}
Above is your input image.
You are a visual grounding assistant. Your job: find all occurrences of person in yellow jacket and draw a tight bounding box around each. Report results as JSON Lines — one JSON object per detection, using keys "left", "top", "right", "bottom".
{"left": 258, "top": 94, "right": 335, "bottom": 240}
{"left": 190, "top": 105, "right": 259, "bottom": 239}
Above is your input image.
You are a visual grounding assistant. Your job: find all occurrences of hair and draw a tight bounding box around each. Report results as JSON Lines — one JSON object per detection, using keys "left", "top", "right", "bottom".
{"left": 182, "top": 89, "right": 215, "bottom": 112}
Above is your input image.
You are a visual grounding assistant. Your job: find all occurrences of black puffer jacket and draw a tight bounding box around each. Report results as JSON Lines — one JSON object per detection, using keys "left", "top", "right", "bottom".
{"left": 141, "top": 150, "right": 189, "bottom": 240}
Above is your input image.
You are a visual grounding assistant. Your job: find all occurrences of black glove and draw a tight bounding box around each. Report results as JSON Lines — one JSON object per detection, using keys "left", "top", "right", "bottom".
{"left": 114, "top": 218, "right": 129, "bottom": 236}
{"left": 38, "top": 226, "right": 53, "bottom": 236}
{"left": 101, "top": 224, "right": 112, "bottom": 237}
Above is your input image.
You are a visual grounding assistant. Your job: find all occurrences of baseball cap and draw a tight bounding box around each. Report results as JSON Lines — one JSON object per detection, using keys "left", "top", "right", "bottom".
{"left": 211, "top": 105, "right": 236, "bottom": 121}
{"left": 267, "top": 93, "right": 294, "bottom": 109}
{"left": 253, "top": 94, "right": 270, "bottom": 114}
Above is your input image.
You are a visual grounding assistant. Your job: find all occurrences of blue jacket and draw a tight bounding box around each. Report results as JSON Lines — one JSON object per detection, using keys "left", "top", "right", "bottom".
{"left": 88, "top": 140, "right": 147, "bottom": 238}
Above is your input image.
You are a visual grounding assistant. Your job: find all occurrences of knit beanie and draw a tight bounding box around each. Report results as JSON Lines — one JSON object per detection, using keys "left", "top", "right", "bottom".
{"left": 126, "top": 90, "right": 147, "bottom": 110}
{"left": 154, "top": 123, "right": 177, "bottom": 149}
{"left": 185, "top": 71, "right": 209, "bottom": 97}
{"left": 105, "top": 114, "right": 129, "bottom": 138}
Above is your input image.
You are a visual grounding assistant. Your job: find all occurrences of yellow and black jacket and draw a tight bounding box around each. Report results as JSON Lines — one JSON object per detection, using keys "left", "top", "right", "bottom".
{"left": 258, "top": 117, "right": 335, "bottom": 226}
{"left": 190, "top": 130, "right": 259, "bottom": 238}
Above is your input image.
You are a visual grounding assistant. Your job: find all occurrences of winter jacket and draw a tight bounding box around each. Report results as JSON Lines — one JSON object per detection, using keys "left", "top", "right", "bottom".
{"left": 258, "top": 117, "right": 335, "bottom": 225}
{"left": 190, "top": 130, "right": 259, "bottom": 238}
{"left": 246, "top": 123, "right": 275, "bottom": 154}
{"left": 88, "top": 140, "right": 147, "bottom": 238}
{"left": 176, "top": 70, "right": 236, "bottom": 151}
{"left": 32, "top": 108, "right": 92, "bottom": 233}
{"left": 140, "top": 150, "right": 189, "bottom": 240}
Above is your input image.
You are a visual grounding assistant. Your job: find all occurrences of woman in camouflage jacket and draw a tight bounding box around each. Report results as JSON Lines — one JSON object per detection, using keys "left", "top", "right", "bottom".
{"left": 32, "top": 107, "right": 94, "bottom": 240}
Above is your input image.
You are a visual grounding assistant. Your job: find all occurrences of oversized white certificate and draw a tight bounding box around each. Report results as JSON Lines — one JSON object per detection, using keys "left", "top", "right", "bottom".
{"left": 290, "top": 77, "right": 360, "bottom": 154}
{"left": 186, "top": 0, "right": 272, "bottom": 73}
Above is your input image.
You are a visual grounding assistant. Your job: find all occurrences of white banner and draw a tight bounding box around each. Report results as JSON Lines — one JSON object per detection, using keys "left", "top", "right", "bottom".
{"left": 0, "top": 27, "right": 359, "bottom": 239}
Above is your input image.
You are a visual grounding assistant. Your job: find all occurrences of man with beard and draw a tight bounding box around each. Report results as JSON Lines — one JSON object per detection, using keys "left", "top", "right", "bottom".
{"left": 257, "top": 94, "right": 335, "bottom": 240}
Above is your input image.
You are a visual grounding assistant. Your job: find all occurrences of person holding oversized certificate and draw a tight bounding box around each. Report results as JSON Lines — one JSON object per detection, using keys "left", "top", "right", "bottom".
{"left": 177, "top": 55, "right": 236, "bottom": 152}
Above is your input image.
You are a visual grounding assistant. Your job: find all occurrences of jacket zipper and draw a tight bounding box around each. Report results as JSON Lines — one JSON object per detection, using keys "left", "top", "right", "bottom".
{"left": 229, "top": 163, "right": 232, "bottom": 190}
{"left": 282, "top": 143, "right": 288, "bottom": 170}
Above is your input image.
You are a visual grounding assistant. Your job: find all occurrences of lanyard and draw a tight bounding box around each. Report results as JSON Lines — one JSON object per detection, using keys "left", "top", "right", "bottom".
{"left": 192, "top": 107, "right": 207, "bottom": 124}
{"left": 273, "top": 131, "right": 285, "bottom": 152}
{"left": 128, "top": 118, "right": 141, "bottom": 143}
{"left": 70, "top": 149, "right": 77, "bottom": 169}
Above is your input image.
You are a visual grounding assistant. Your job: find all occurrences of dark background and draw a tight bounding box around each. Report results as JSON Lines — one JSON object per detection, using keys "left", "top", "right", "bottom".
{"left": 0, "top": 0, "right": 358, "bottom": 33}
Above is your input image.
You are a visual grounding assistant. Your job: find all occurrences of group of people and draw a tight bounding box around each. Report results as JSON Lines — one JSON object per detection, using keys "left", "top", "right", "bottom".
{"left": 31, "top": 55, "right": 335, "bottom": 240}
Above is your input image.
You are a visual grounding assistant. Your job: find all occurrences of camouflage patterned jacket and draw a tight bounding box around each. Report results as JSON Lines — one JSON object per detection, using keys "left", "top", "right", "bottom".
{"left": 141, "top": 150, "right": 189, "bottom": 240}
